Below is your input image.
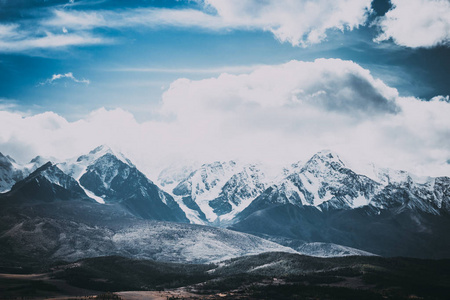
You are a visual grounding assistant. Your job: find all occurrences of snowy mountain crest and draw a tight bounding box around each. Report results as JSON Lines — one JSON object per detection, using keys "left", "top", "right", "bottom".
{"left": 78, "top": 145, "right": 134, "bottom": 167}
{"left": 0, "top": 152, "right": 47, "bottom": 193}
{"left": 2, "top": 147, "right": 449, "bottom": 226}
{"left": 167, "top": 160, "right": 276, "bottom": 223}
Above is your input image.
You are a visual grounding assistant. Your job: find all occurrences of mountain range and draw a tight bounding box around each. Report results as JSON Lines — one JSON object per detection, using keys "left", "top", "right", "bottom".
{"left": 0, "top": 145, "right": 449, "bottom": 264}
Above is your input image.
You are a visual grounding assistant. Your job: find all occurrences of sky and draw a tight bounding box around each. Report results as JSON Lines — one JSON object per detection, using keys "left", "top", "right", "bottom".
{"left": 0, "top": 0, "right": 449, "bottom": 178}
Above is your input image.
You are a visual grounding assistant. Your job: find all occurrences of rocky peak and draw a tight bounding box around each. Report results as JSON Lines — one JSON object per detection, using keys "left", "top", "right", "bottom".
{"left": 0, "top": 152, "right": 14, "bottom": 169}
{"left": 302, "top": 150, "right": 346, "bottom": 174}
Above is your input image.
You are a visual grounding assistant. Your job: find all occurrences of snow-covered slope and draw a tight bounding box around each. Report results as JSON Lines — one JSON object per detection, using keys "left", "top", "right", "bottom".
{"left": 0, "top": 208, "right": 296, "bottom": 264}
{"left": 163, "top": 161, "right": 273, "bottom": 224}
{"left": 59, "top": 145, "right": 133, "bottom": 183}
{"left": 158, "top": 150, "right": 449, "bottom": 225}
{"left": 171, "top": 161, "right": 240, "bottom": 222}
{"left": 213, "top": 164, "right": 269, "bottom": 223}
{"left": 295, "top": 242, "right": 376, "bottom": 257}
{"left": 111, "top": 221, "right": 296, "bottom": 263}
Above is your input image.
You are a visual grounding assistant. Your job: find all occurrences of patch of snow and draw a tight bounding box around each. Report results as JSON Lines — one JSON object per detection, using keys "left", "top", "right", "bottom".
{"left": 296, "top": 242, "right": 376, "bottom": 257}
{"left": 172, "top": 194, "right": 207, "bottom": 225}
{"left": 352, "top": 194, "right": 368, "bottom": 208}
{"left": 81, "top": 186, "right": 105, "bottom": 204}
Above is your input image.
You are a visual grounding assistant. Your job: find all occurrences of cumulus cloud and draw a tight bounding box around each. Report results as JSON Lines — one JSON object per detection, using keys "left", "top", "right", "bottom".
{"left": 0, "top": 59, "right": 449, "bottom": 178}
{"left": 39, "top": 72, "right": 90, "bottom": 85}
{"left": 160, "top": 59, "right": 399, "bottom": 118}
{"left": 200, "top": 0, "right": 372, "bottom": 46}
{"left": 375, "top": 0, "right": 450, "bottom": 48}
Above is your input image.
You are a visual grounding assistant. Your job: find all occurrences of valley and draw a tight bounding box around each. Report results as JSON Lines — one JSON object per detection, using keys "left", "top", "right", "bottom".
{"left": 1, "top": 254, "right": 449, "bottom": 299}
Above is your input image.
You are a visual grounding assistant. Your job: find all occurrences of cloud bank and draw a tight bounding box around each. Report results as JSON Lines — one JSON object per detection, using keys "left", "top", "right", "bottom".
{"left": 375, "top": 0, "right": 450, "bottom": 48}
{"left": 0, "top": 59, "right": 449, "bottom": 178}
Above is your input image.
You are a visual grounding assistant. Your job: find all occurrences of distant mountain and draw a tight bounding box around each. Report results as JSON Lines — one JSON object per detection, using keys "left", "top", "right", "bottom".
{"left": 158, "top": 150, "right": 450, "bottom": 258}
{"left": 158, "top": 162, "right": 198, "bottom": 188}
{"left": 161, "top": 150, "right": 449, "bottom": 226}
{"left": 4, "top": 162, "right": 91, "bottom": 203}
{"left": 0, "top": 152, "right": 46, "bottom": 193}
{"left": 228, "top": 151, "right": 450, "bottom": 258}
{"left": 58, "top": 145, "right": 189, "bottom": 223}
{"left": 161, "top": 161, "right": 271, "bottom": 224}
{"left": 235, "top": 150, "right": 449, "bottom": 221}
{"left": 0, "top": 147, "right": 295, "bottom": 266}
{"left": 1, "top": 146, "right": 449, "bottom": 259}
{"left": 1, "top": 146, "right": 189, "bottom": 223}
{"left": 171, "top": 160, "right": 240, "bottom": 222}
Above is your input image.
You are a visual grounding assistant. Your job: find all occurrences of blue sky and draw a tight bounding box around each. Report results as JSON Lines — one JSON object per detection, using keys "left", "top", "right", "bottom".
{"left": 0, "top": 0, "right": 449, "bottom": 176}
{"left": 0, "top": 0, "right": 448, "bottom": 120}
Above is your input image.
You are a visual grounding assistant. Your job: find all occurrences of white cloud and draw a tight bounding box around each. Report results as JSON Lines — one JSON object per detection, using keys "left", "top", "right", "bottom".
{"left": 200, "top": 0, "right": 372, "bottom": 46}
{"left": 375, "top": 0, "right": 450, "bottom": 48}
{"left": 44, "top": 0, "right": 372, "bottom": 47}
{"left": 0, "top": 0, "right": 377, "bottom": 51}
{"left": 44, "top": 8, "right": 228, "bottom": 30}
{"left": 39, "top": 72, "right": 90, "bottom": 85}
{"left": 0, "top": 24, "right": 105, "bottom": 52}
{"left": 0, "top": 24, "right": 19, "bottom": 38}
{"left": 0, "top": 98, "right": 18, "bottom": 110}
{"left": 0, "top": 59, "right": 449, "bottom": 178}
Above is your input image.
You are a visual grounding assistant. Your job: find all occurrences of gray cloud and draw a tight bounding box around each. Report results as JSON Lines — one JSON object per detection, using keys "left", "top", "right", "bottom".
{"left": 299, "top": 73, "right": 400, "bottom": 116}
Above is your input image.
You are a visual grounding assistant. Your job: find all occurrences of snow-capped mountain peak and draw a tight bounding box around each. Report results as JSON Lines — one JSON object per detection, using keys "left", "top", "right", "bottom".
{"left": 82, "top": 145, "right": 133, "bottom": 166}
{"left": 57, "top": 145, "right": 138, "bottom": 204}
{"left": 59, "top": 145, "right": 133, "bottom": 181}
{"left": 302, "top": 150, "right": 346, "bottom": 173}
{"left": 171, "top": 160, "right": 240, "bottom": 222}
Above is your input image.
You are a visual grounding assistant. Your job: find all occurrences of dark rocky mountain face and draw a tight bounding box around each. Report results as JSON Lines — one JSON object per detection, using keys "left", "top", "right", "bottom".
{"left": 230, "top": 203, "right": 450, "bottom": 259}
{"left": 5, "top": 162, "right": 91, "bottom": 203}
{"left": 79, "top": 153, "right": 188, "bottom": 222}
